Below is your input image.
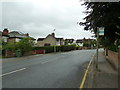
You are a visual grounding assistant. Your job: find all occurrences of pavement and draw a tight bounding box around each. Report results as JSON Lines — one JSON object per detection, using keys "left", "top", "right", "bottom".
{"left": 85, "top": 49, "right": 119, "bottom": 88}
{"left": 2, "top": 50, "right": 96, "bottom": 88}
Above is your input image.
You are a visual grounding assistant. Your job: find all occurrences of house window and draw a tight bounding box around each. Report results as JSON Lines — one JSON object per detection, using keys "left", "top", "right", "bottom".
{"left": 44, "top": 43, "right": 50, "bottom": 46}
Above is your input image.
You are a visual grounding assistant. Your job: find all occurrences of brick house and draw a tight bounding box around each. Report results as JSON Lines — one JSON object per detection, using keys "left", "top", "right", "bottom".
{"left": 76, "top": 39, "right": 83, "bottom": 46}
{"left": 1, "top": 28, "right": 9, "bottom": 42}
{"left": 8, "top": 31, "right": 29, "bottom": 43}
{"left": 64, "top": 39, "right": 74, "bottom": 45}
{"left": 1, "top": 28, "right": 36, "bottom": 43}
{"left": 37, "top": 33, "right": 64, "bottom": 46}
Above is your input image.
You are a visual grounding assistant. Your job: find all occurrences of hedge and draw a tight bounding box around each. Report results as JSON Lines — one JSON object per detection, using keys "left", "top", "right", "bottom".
{"left": 108, "top": 45, "right": 118, "bottom": 52}
{"left": 32, "top": 45, "right": 76, "bottom": 53}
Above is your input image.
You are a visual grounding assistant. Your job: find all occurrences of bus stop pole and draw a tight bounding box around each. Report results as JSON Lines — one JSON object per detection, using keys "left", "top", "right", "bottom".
{"left": 96, "top": 27, "right": 99, "bottom": 69}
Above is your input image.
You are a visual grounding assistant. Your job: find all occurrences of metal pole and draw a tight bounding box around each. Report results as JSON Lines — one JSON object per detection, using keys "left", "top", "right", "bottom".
{"left": 118, "top": 45, "right": 120, "bottom": 66}
{"left": 54, "top": 45, "right": 56, "bottom": 52}
{"left": 96, "top": 27, "right": 99, "bottom": 69}
{"left": 53, "top": 28, "right": 56, "bottom": 53}
{"left": 118, "top": 45, "right": 120, "bottom": 89}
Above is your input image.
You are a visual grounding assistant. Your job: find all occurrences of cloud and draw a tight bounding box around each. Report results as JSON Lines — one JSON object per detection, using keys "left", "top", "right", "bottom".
{"left": 1, "top": 0, "right": 94, "bottom": 40}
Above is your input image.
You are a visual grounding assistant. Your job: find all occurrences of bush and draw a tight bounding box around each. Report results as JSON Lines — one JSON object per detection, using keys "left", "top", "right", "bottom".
{"left": 32, "top": 46, "right": 54, "bottom": 53}
{"left": 33, "top": 45, "right": 76, "bottom": 53}
{"left": 59, "top": 45, "right": 76, "bottom": 52}
{"left": 83, "top": 43, "right": 90, "bottom": 47}
{"left": 44, "top": 46, "right": 54, "bottom": 53}
{"left": 108, "top": 45, "right": 118, "bottom": 52}
{"left": 2, "top": 49, "right": 6, "bottom": 56}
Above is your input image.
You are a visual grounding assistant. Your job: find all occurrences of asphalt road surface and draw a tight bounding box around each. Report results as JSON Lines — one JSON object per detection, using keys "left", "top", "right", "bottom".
{"left": 2, "top": 50, "right": 95, "bottom": 88}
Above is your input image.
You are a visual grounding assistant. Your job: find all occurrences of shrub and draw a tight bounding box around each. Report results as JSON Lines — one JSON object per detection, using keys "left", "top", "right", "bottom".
{"left": 44, "top": 46, "right": 54, "bottom": 53}
{"left": 60, "top": 45, "right": 76, "bottom": 51}
{"left": 33, "top": 45, "right": 76, "bottom": 53}
{"left": 108, "top": 45, "right": 118, "bottom": 52}
{"left": 32, "top": 46, "right": 54, "bottom": 53}
{"left": 2, "top": 49, "right": 6, "bottom": 56}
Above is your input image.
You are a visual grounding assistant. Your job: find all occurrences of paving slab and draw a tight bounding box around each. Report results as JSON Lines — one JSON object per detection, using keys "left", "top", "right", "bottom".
{"left": 93, "top": 51, "right": 118, "bottom": 88}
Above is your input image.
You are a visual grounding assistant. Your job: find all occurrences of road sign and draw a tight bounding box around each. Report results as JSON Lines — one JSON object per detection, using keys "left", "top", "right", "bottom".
{"left": 99, "top": 27, "right": 104, "bottom": 36}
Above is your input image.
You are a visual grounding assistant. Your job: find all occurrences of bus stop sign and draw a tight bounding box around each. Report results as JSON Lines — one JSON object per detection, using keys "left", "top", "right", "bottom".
{"left": 99, "top": 27, "right": 104, "bottom": 36}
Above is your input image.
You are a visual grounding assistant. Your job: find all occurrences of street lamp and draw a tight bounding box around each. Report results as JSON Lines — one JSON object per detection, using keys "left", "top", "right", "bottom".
{"left": 53, "top": 29, "right": 56, "bottom": 53}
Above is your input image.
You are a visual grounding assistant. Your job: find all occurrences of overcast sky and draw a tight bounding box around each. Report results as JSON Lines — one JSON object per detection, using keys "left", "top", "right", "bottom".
{"left": 1, "top": 0, "right": 94, "bottom": 40}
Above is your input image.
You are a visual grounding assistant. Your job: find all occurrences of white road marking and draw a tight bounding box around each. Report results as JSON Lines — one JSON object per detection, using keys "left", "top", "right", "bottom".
{"left": 41, "top": 61, "right": 49, "bottom": 64}
{"left": 41, "top": 59, "right": 57, "bottom": 64}
{"left": 0, "top": 68, "right": 26, "bottom": 77}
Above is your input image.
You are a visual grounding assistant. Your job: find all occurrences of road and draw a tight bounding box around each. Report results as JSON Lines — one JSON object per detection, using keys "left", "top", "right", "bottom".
{"left": 2, "top": 50, "right": 95, "bottom": 88}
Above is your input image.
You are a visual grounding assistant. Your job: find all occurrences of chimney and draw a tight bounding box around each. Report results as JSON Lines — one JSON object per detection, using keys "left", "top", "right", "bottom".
{"left": 51, "top": 33, "right": 55, "bottom": 37}
{"left": 3, "top": 28, "right": 9, "bottom": 35}
{"left": 26, "top": 33, "right": 29, "bottom": 37}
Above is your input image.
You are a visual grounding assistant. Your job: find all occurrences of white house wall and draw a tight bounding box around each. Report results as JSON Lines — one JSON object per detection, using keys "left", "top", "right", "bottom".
{"left": 2, "top": 36, "right": 8, "bottom": 42}
{"left": 16, "top": 38, "right": 21, "bottom": 42}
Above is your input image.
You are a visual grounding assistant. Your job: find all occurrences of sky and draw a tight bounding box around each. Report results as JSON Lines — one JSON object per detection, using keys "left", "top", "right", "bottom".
{"left": 1, "top": 0, "right": 94, "bottom": 40}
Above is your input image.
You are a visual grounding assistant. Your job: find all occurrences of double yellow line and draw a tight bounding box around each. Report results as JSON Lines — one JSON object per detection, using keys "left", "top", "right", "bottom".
{"left": 79, "top": 54, "right": 95, "bottom": 90}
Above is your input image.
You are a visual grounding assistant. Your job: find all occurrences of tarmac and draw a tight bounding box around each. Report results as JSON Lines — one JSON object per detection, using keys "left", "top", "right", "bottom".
{"left": 85, "top": 50, "right": 119, "bottom": 88}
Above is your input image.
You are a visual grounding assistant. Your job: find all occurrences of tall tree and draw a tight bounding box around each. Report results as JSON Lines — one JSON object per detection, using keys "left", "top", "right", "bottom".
{"left": 79, "top": 2, "right": 120, "bottom": 46}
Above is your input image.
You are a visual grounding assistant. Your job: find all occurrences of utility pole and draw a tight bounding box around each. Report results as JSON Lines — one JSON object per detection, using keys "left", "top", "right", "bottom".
{"left": 54, "top": 45, "right": 56, "bottom": 52}
{"left": 53, "top": 29, "right": 56, "bottom": 53}
{"left": 96, "top": 27, "right": 99, "bottom": 69}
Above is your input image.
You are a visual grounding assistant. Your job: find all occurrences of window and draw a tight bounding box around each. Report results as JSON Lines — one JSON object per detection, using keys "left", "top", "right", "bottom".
{"left": 44, "top": 43, "right": 50, "bottom": 46}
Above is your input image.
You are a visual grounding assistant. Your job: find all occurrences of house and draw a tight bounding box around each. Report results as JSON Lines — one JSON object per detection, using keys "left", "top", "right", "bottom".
{"left": 82, "top": 37, "right": 96, "bottom": 47}
{"left": 0, "top": 31, "right": 2, "bottom": 44}
{"left": 8, "top": 31, "right": 30, "bottom": 43}
{"left": 0, "top": 31, "right": 2, "bottom": 40}
{"left": 64, "top": 39, "right": 74, "bottom": 45}
{"left": 56, "top": 38, "right": 64, "bottom": 46}
{"left": 1, "top": 28, "right": 9, "bottom": 42}
{"left": 37, "top": 33, "right": 64, "bottom": 46}
{"left": 76, "top": 39, "right": 83, "bottom": 46}
{"left": 1, "top": 28, "right": 36, "bottom": 44}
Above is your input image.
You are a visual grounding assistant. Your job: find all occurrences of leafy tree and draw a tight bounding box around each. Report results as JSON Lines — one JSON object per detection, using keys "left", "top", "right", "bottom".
{"left": 79, "top": 2, "right": 120, "bottom": 47}
{"left": 2, "top": 42, "right": 17, "bottom": 51}
{"left": 16, "top": 37, "right": 34, "bottom": 55}
{"left": 2, "top": 37, "right": 34, "bottom": 56}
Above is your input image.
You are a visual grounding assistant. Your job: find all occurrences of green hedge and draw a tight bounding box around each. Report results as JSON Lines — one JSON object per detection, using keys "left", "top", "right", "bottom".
{"left": 61, "top": 45, "right": 76, "bottom": 51}
{"left": 2, "top": 49, "right": 6, "bottom": 56}
{"left": 33, "top": 46, "right": 54, "bottom": 53}
{"left": 33, "top": 45, "right": 76, "bottom": 53}
{"left": 108, "top": 45, "right": 118, "bottom": 52}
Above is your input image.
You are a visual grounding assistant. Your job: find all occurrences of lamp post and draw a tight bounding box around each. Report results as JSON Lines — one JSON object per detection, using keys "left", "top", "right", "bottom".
{"left": 53, "top": 29, "right": 56, "bottom": 53}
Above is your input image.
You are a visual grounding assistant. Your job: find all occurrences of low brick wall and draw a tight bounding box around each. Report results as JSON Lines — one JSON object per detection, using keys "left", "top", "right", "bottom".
{"left": 108, "top": 50, "right": 118, "bottom": 65}
{"left": 105, "top": 49, "right": 119, "bottom": 70}
{"left": 5, "top": 50, "right": 15, "bottom": 57}
{"left": 30, "top": 50, "right": 45, "bottom": 55}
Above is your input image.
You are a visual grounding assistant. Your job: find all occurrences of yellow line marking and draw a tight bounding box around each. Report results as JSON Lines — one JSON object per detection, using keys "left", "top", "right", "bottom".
{"left": 79, "top": 54, "right": 95, "bottom": 90}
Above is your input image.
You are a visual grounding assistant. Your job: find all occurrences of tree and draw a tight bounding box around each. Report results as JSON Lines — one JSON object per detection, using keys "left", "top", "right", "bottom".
{"left": 79, "top": 2, "right": 120, "bottom": 47}
{"left": 2, "top": 37, "right": 34, "bottom": 56}
{"left": 16, "top": 37, "right": 34, "bottom": 55}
